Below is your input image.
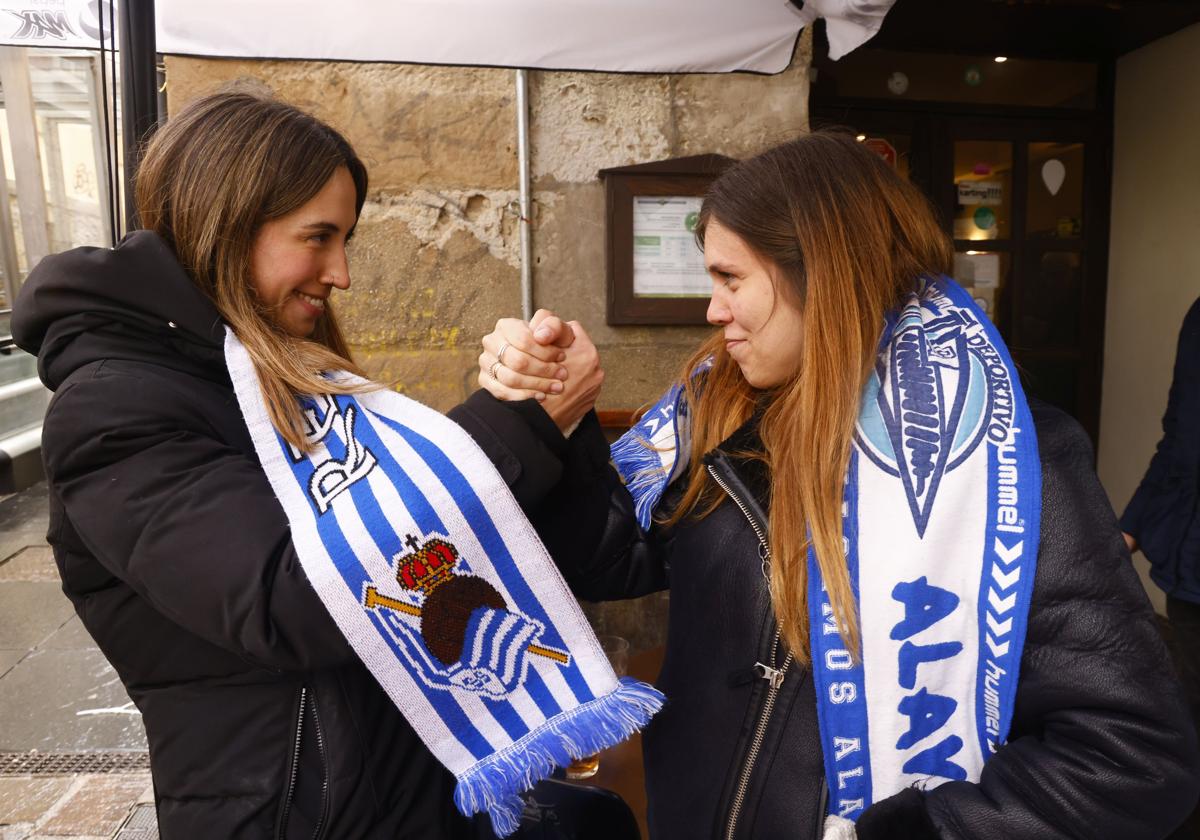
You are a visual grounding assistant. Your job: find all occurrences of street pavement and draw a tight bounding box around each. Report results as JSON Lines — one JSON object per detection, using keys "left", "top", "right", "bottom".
{"left": 0, "top": 483, "right": 155, "bottom": 840}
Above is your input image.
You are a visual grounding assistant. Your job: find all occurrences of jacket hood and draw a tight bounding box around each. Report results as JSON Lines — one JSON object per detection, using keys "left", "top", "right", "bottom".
{"left": 12, "top": 231, "right": 228, "bottom": 391}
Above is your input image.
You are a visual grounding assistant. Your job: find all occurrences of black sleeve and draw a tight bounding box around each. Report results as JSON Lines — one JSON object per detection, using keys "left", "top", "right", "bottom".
{"left": 1121, "top": 297, "right": 1200, "bottom": 540}
{"left": 448, "top": 390, "right": 670, "bottom": 601}
{"left": 41, "top": 365, "right": 357, "bottom": 672}
{"left": 859, "top": 404, "right": 1200, "bottom": 840}
{"left": 446, "top": 389, "right": 568, "bottom": 513}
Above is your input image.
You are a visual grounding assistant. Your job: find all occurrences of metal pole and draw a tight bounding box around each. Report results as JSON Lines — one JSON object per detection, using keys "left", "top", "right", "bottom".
{"left": 119, "top": 0, "right": 159, "bottom": 232}
{"left": 515, "top": 69, "right": 533, "bottom": 321}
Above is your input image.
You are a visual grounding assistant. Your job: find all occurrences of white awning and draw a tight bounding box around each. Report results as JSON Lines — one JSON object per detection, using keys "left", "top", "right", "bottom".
{"left": 0, "top": 0, "right": 898, "bottom": 70}
{"left": 0, "top": 0, "right": 116, "bottom": 50}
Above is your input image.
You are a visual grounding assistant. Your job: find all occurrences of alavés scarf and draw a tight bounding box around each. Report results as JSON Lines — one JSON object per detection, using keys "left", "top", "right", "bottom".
{"left": 225, "top": 331, "right": 663, "bottom": 836}
{"left": 610, "top": 275, "right": 1041, "bottom": 823}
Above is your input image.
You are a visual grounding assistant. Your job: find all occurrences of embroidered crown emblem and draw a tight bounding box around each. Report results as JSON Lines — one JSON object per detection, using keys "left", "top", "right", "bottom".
{"left": 395, "top": 535, "right": 459, "bottom": 594}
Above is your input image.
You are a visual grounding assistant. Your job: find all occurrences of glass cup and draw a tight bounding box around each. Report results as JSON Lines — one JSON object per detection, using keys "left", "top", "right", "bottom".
{"left": 599, "top": 633, "right": 630, "bottom": 678}
{"left": 565, "top": 634, "right": 630, "bottom": 780}
{"left": 564, "top": 752, "right": 601, "bottom": 780}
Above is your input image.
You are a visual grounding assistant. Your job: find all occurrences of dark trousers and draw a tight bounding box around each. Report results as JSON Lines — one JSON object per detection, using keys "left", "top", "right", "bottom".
{"left": 1167, "top": 595, "right": 1200, "bottom": 840}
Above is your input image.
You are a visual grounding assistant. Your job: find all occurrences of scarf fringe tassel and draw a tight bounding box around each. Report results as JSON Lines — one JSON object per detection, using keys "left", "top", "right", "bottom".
{"left": 609, "top": 434, "right": 671, "bottom": 528}
{"left": 454, "top": 677, "right": 665, "bottom": 836}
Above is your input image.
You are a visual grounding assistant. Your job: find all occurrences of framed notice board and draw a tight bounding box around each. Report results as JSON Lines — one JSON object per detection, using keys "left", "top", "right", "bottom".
{"left": 599, "top": 154, "right": 735, "bottom": 325}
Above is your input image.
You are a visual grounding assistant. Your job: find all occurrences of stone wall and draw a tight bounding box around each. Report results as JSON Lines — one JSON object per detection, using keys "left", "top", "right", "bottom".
{"left": 163, "top": 34, "right": 811, "bottom": 411}
{"left": 162, "top": 40, "right": 812, "bottom": 648}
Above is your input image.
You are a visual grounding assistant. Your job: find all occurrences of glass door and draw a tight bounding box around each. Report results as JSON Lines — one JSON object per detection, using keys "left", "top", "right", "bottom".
{"left": 812, "top": 103, "right": 1107, "bottom": 442}
{"left": 937, "top": 115, "right": 1101, "bottom": 439}
{"left": 950, "top": 138, "right": 1013, "bottom": 331}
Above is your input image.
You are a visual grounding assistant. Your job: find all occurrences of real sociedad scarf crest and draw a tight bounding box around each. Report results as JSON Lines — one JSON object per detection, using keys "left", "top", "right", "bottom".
{"left": 289, "top": 393, "right": 570, "bottom": 700}
{"left": 225, "top": 332, "right": 663, "bottom": 837}
{"left": 611, "top": 276, "right": 1040, "bottom": 823}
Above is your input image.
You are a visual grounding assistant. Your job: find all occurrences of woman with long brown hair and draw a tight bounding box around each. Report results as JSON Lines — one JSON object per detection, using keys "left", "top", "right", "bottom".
{"left": 473, "top": 131, "right": 1199, "bottom": 838}
{"left": 12, "top": 91, "right": 641, "bottom": 838}
{"left": 10, "top": 90, "right": 471, "bottom": 839}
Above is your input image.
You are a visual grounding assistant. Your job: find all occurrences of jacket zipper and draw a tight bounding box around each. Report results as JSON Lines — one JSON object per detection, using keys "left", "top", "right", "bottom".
{"left": 309, "top": 690, "right": 329, "bottom": 840}
{"left": 725, "top": 639, "right": 795, "bottom": 840}
{"left": 707, "top": 462, "right": 795, "bottom": 840}
{"left": 277, "top": 686, "right": 307, "bottom": 840}
{"left": 706, "top": 463, "right": 771, "bottom": 582}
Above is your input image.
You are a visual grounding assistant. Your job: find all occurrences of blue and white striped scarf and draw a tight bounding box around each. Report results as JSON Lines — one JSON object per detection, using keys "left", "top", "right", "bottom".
{"left": 611, "top": 276, "right": 1040, "bottom": 822}
{"left": 225, "top": 330, "right": 663, "bottom": 836}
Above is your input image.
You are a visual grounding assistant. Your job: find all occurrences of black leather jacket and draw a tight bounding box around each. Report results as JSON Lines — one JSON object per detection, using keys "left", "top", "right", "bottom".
{"left": 454, "top": 392, "right": 1200, "bottom": 840}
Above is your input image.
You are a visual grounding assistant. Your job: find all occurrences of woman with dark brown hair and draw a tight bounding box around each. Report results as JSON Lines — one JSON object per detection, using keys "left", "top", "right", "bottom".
{"left": 472, "top": 131, "right": 1199, "bottom": 838}
{"left": 12, "top": 91, "right": 615, "bottom": 839}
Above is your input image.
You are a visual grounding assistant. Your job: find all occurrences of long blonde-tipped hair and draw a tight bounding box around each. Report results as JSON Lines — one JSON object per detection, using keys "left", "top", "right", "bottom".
{"left": 669, "top": 131, "right": 953, "bottom": 663}
{"left": 134, "top": 90, "right": 371, "bottom": 450}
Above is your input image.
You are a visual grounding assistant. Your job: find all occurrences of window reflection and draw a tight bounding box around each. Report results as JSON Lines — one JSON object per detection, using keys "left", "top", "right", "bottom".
{"left": 1027, "top": 142, "right": 1084, "bottom": 239}
{"left": 954, "top": 141, "right": 1012, "bottom": 241}
{"left": 0, "top": 47, "right": 117, "bottom": 307}
{"left": 858, "top": 134, "right": 912, "bottom": 182}
{"left": 953, "top": 250, "right": 1008, "bottom": 323}
{"left": 0, "top": 46, "right": 115, "bottom": 445}
{"left": 1017, "top": 357, "right": 1080, "bottom": 418}
{"left": 1015, "top": 251, "right": 1081, "bottom": 349}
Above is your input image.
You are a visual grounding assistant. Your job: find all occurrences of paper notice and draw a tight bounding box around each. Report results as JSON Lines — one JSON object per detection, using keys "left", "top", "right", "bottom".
{"left": 632, "top": 196, "right": 709, "bottom": 297}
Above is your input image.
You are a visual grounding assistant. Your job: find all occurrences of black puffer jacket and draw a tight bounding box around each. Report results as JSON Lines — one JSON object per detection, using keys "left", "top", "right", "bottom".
{"left": 12, "top": 233, "right": 565, "bottom": 839}
{"left": 453, "top": 392, "right": 1200, "bottom": 840}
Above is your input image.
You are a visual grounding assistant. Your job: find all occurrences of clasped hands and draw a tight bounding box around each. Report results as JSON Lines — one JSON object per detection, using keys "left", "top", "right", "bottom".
{"left": 477, "top": 309, "right": 604, "bottom": 434}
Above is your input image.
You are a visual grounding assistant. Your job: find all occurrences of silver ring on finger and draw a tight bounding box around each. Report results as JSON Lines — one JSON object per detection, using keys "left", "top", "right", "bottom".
{"left": 489, "top": 360, "right": 503, "bottom": 381}
{"left": 497, "top": 341, "right": 510, "bottom": 365}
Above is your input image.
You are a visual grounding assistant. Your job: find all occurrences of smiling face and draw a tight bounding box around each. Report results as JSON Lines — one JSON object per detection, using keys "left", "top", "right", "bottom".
{"left": 249, "top": 166, "right": 359, "bottom": 338}
{"left": 704, "top": 219, "right": 804, "bottom": 390}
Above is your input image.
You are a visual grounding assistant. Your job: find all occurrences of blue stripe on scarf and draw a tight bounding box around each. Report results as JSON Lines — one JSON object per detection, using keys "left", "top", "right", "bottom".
{"left": 940, "top": 274, "right": 1041, "bottom": 760}
{"left": 375, "top": 414, "right": 595, "bottom": 709}
{"left": 326, "top": 397, "right": 546, "bottom": 743}
{"left": 466, "top": 608, "right": 538, "bottom": 690}
{"left": 809, "top": 450, "right": 873, "bottom": 820}
{"left": 278, "top": 431, "right": 495, "bottom": 761}
{"left": 610, "top": 385, "right": 681, "bottom": 531}
{"left": 345, "top": 404, "right": 564, "bottom": 722}
{"left": 610, "top": 358, "right": 712, "bottom": 532}
{"left": 996, "top": 393, "right": 1040, "bottom": 732}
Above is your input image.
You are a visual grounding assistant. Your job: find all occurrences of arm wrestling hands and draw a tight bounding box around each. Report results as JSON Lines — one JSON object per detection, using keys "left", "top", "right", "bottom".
{"left": 478, "top": 309, "right": 604, "bottom": 435}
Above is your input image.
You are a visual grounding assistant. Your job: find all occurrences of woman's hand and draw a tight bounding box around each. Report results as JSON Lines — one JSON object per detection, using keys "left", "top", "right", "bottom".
{"left": 541, "top": 320, "right": 604, "bottom": 434}
{"left": 478, "top": 310, "right": 604, "bottom": 434}
{"left": 478, "top": 309, "right": 573, "bottom": 402}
